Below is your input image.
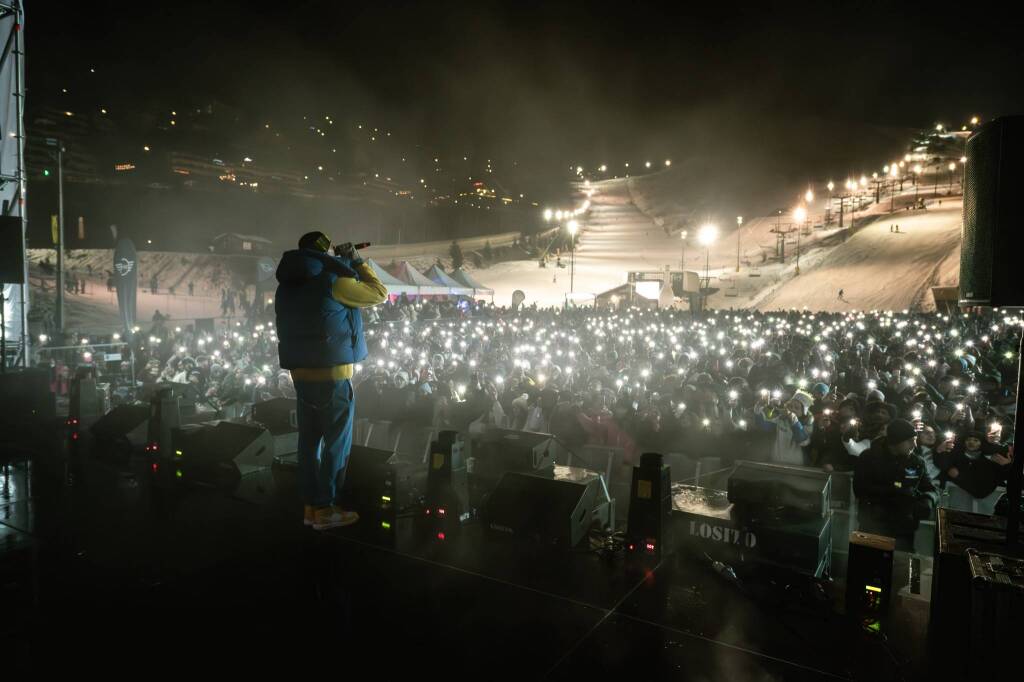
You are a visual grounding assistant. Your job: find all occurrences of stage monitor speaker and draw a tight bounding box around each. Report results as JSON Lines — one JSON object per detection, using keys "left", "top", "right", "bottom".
{"left": 727, "top": 460, "right": 831, "bottom": 518}
{"left": 90, "top": 403, "right": 150, "bottom": 442}
{"left": 171, "top": 420, "right": 273, "bottom": 469}
{"left": 339, "top": 445, "right": 402, "bottom": 518}
{"left": 960, "top": 115, "right": 1024, "bottom": 306}
{"left": 471, "top": 428, "right": 554, "bottom": 481}
{"left": 252, "top": 396, "right": 298, "bottom": 456}
{"left": 673, "top": 484, "right": 832, "bottom": 578}
{"left": 626, "top": 452, "right": 672, "bottom": 558}
{"left": 0, "top": 215, "right": 25, "bottom": 283}
{"left": 484, "top": 471, "right": 606, "bottom": 549}
{"left": 252, "top": 397, "right": 297, "bottom": 435}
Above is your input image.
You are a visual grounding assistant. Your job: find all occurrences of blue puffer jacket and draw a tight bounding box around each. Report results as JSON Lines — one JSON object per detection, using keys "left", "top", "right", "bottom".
{"left": 274, "top": 249, "right": 368, "bottom": 369}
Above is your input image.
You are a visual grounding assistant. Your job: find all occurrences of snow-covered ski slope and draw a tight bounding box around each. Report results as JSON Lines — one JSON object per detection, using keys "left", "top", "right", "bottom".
{"left": 477, "top": 175, "right": 962, "bottom": 311}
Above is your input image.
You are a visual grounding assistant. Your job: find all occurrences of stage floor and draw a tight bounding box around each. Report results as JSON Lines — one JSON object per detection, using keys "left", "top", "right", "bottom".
{"left": 1, "top": 428, "right": 932, "bottom": 679}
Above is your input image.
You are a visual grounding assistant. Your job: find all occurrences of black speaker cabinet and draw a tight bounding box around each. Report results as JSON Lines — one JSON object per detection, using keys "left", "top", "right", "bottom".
{"left": 930, "top": 507, "right": 1024, "bottom": 675}
{"left": 960, "top": 115, "right": 1024, "bottom": 306}
{"left": 0, "top": 368, "right": 55, "bottom": 428}
{"left": 339, "top": 445, "right": 402, "bottom": 520}
{"left": 967, "top": 549, "right": 1024, "bottom": 676}
{"left": 727, "top": 460, "right": 831, "bottom": 518}
{"left": 471, "top": 428, "right": 554, "bottom": 482}
{"left": 90, "top": 403, "right": 150, "bottom": 442}
{"left": 252, "top": 397, "right": 297, "bottom": 434}
{"left": 252, "top": 397, "right": 298, "bottom": 456}
{"left": 845, "top": 531, "right": 895, "bottom": 632}
{"left": 0, "top": 215, "right": 24, "bottom": 284}
{"left": 170, "top": 421, "right": 273, "bottom": 475}
{"left": 484, "top": 470, "right": 607, "bottom": 549}
{"left": 426, "top": 430, "right": 469, "bottom": 519}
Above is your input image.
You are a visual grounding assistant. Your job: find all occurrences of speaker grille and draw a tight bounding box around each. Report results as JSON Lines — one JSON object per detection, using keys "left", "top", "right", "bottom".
{"left": 0, "top": 215, "right": 25, "bottom": 284}
{"left": 960, "top": 116, "right": 1024, "bottom": 306}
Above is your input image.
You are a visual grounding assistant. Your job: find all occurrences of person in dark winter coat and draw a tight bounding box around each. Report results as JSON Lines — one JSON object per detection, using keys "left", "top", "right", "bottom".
{"left": 276, "top": 231, "right": 388, "bottom": 530}
{"left": 853, "top": 418, "right": 938, "bottom": 550}
{"left": 934, "top": 430, "right": 1012, "bottom": 500}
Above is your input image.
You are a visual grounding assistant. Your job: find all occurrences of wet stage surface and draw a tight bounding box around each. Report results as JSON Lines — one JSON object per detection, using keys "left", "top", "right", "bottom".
{"left": 1, "top": 422, "right": 932, "bottom": 679}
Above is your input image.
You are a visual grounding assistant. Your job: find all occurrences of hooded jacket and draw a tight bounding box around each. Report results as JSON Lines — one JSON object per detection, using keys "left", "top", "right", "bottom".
{"left": 275, "top": 249, "right": 387, "bottom": 378}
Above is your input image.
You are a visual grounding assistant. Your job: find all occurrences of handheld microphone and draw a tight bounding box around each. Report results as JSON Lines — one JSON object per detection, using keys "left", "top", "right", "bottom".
{"left": 333, "top": 241, "right": 372, "bottom": 256}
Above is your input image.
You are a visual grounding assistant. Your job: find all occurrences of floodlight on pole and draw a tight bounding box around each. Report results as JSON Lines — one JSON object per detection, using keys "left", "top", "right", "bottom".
{"left": 698, "top": 223, "right": 718, "bottom": 246}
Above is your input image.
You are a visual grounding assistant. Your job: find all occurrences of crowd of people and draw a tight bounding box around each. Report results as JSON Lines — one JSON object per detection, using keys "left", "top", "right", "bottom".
{"left": 38, "top": 299, "right": 1019, "bottom": 543}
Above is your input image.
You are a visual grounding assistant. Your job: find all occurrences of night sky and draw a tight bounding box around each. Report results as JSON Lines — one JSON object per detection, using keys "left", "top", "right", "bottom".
{"left": 29, "top": 1, "right": 1023, "bottom": 183}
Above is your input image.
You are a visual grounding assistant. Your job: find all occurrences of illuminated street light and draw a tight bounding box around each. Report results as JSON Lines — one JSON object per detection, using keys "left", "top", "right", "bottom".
{"left": 599, "top": 164, "right": 607, "bottom": 172}
{"left": 555, "top": 210, "right": 564, "bottom": 220}
{"left": 543, "top": 208, "right": 553, "bottom": 222}
{"left": 698, "top": 223, "right": 718, "bottom": 246}
{"left": 665, "top": 159, "right": 672, "bottom": 166}
{"left": 971, "top": 116, "right": 979, "bottom": 125}
{"left": 804, "top": 189, "right": 814, "bottom": 203}
{"left": 566, "top": 220, "right": 579, "bottom": 236}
